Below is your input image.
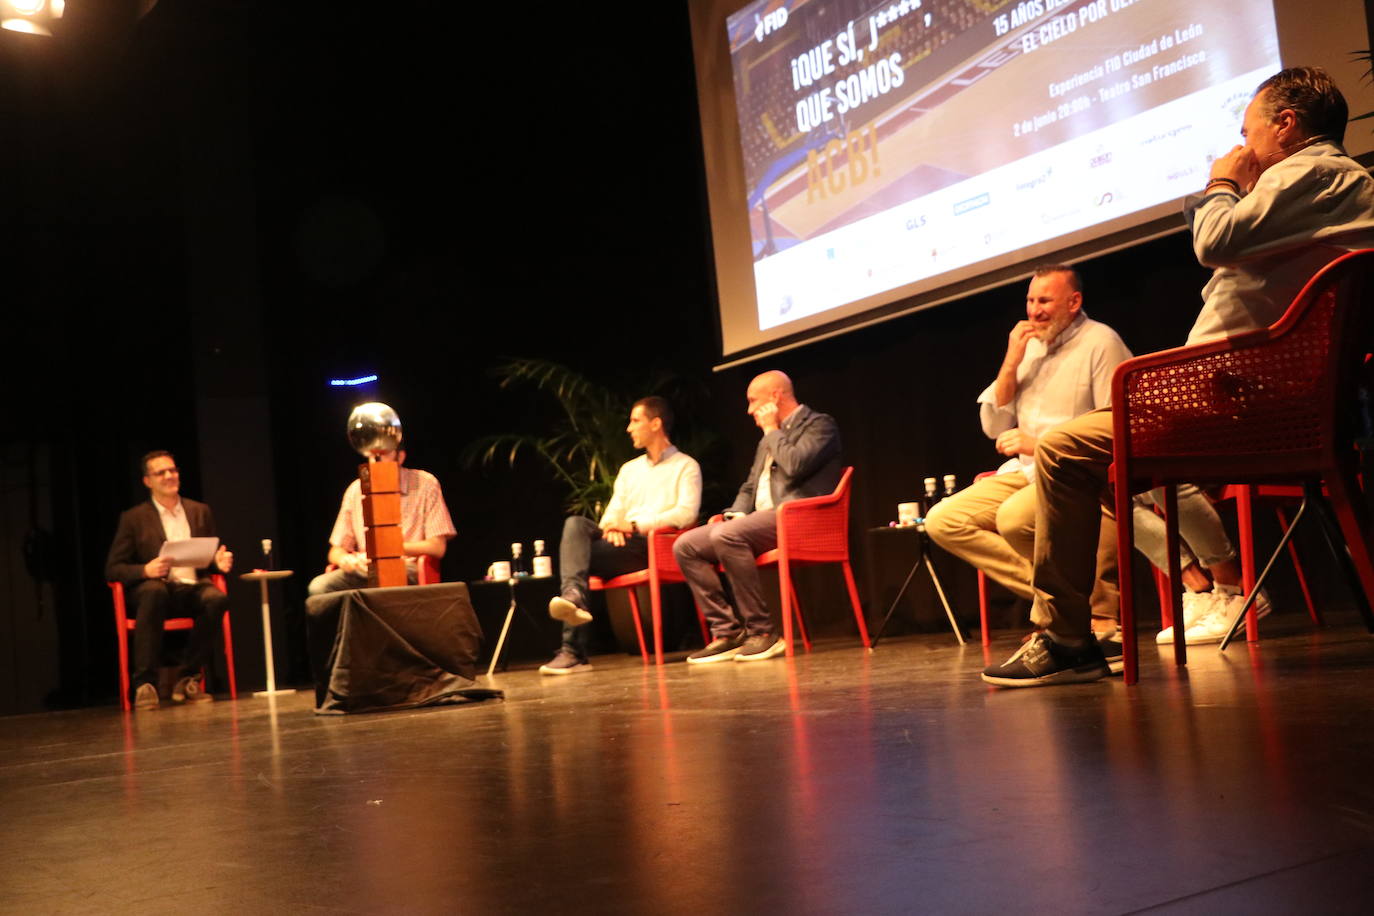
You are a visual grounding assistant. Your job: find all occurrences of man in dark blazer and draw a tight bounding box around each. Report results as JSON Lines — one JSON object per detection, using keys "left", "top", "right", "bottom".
{"left": 674, "top": 370, "right": 842, "bottom": 663}
{"left": 105, "top": 450, "right": 234, "bottom": 709}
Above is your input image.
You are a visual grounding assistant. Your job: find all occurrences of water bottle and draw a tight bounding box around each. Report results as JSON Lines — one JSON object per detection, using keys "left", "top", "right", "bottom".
{"left": 511, "top": 542, "right": 528, "bottom": 577}
{"left": 532, "top": 539, "right": 552, "bottom": 578}
{"left": 922, "top": 477, "right": 939, "bottom": 517}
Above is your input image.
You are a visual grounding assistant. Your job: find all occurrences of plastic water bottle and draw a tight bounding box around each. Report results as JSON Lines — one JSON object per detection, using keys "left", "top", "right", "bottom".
{"left": 532, "top": 540, "right": 552, "bottom": 577}
{"left": 511, "top": 542, "right": 528, "bottom": 577}
{"left": 922, "top": 477, "right": 939, "bottom": 517}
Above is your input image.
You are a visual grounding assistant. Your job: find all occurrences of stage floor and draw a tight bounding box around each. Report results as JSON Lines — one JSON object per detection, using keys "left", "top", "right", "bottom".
{"left": 5, "top": 616, "right": 1374, "bottom": 914}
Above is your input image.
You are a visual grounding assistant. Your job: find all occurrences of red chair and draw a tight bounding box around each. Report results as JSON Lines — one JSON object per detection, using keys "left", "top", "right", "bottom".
{"left": 588, "top": 527, "right": 708, "bottom": 666}
{"left": 970, "top": 471, "right": 997, "bottom": 646}
{"left": 110, "top": 574, "right": 236, "bottom": 711}
{"left": 755, "top": 466, "right": 871, "bottom": 657}
{"left": 1112, "top": 249, "right": 1374, "bottom": 684}
{"left": 418, "top": 555, "right": 441, "bottom": 584}
{"left": 1142, "top": 485, "right": 1321, "bottom": 633}
{"left": 1217, "top": 484, "right": 1321, "bottom": 626}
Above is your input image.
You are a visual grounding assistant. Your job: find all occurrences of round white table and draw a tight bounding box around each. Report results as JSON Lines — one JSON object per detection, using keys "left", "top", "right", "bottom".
{"left": 241, "top": 569, "right": 296, "bottom": 697}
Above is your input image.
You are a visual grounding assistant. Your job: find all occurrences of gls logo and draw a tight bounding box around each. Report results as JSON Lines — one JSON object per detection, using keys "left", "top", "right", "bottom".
{"left": 755, "top": 7, "right": 788, "bottom": 42}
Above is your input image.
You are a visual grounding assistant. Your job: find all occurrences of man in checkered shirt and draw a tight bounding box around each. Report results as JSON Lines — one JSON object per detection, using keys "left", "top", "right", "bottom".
{"left": 306, "top": 446, "right": 456, "bottom": 594}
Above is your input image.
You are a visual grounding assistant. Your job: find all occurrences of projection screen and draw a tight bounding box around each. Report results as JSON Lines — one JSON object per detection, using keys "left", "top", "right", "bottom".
{"left": 689, "top": 0, "right": 1374, "bottom": 365}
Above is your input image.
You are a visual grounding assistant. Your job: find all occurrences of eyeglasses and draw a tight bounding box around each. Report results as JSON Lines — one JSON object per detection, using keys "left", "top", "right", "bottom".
{"left": 148, "top": 467, "right": 179, "bottom": 477}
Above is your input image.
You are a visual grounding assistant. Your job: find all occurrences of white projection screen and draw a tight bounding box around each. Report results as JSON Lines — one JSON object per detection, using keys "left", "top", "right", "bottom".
{"left": 689, "top": 0, "right": 1374, "bottom": 365}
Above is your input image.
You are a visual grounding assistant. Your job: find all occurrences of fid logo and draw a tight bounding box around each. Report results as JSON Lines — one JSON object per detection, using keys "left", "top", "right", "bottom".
{"left": 755, "top": 7, "right": 788, "bottom": 42}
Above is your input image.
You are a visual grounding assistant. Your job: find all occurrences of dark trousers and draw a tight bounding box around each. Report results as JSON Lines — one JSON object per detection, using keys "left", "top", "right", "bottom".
{"left": 129, "top": 579, "right": 227, "bottom": 694}
{"left": 558, "top": 516, "right": 647, "bottom": 658}
{"left": 671, "top": 510, "right": 777, "bottom": 639}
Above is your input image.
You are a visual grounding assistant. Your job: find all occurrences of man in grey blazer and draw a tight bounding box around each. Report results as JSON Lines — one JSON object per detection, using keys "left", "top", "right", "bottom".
{"left": 105, "top": 451, "right": 234, "bottom": 709}
{"left": 674, "top": 370, "right": 842, "bottom": 663}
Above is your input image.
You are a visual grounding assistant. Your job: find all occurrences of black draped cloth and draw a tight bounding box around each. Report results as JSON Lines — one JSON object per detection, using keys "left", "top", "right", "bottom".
{"left": 305, "top": 582, "right": 502, "bottom": 714}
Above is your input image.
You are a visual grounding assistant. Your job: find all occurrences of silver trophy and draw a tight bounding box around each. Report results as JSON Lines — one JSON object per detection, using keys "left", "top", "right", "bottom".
{"left": 346, "top": 402, "right": 403, "bottom": 457}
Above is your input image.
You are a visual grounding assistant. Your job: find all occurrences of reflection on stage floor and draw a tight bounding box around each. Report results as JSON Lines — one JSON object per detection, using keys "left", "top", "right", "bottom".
{"left": 4, "top": 614, "right": 1374, "bottom": 913}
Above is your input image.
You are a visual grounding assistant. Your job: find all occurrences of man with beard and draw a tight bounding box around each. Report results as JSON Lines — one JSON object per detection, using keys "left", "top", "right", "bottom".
{"left": 925, "top": 265, "right": 1131, "bottom": 659}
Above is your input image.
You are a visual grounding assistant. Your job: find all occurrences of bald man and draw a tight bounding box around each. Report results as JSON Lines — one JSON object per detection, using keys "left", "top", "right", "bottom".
{"left": 673, "top": 370, "right": 843, "bottom": 662}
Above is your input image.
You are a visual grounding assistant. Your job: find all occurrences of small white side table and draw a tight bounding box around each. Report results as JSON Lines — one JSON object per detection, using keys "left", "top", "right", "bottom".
{"left": 241, "top": 569, "right": 296, "bottom": 697}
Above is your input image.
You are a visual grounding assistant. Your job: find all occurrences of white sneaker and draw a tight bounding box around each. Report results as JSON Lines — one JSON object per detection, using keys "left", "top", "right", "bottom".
{"left": 1182, "top": 588, "right": 1271, "bottom": 644}
{"left": 1213, "top": 586, "right": 1272, "bottom": 621}
{"left": 1156, "top": 589, "right": 1218, "bottom": 644}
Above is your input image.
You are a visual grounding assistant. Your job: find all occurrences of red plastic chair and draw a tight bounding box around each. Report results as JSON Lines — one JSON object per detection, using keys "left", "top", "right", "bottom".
{"left": 109, "top": 573, "right": 236, "bottom": 711}
{"left": 589, "top": 528, "right": 708, "bottom": 666}
{"left": 1216, "top": 484, "right": 1321, "bottom": 626}
{"left": 754, "top": 466, "right": 871, "bottom": 657}
{"left": 1141, "top": 485, "right": 1321, "bottom": 633}
{"left": 1112, "top": 249, "right": 1374, "bottom": 684}
{"left": 418, "top": 555, "right": 441, "bottom": 584}
{"left": 970, "top": 470, "right": 997, "bottom": 646}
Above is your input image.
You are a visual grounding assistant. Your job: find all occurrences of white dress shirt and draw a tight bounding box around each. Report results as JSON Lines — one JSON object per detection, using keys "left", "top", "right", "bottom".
{"left": 153, "top": 498, "right": 198, "bottom": 584}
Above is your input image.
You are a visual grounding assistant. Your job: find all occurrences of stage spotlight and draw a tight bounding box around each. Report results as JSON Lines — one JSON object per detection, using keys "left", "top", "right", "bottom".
{"left": 1, "top": 0, "right": 64, "bottom": 37}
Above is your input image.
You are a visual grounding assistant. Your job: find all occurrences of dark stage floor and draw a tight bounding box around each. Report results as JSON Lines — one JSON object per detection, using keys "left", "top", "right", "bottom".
{"left": 5, "top": 616, "right": 1374, "bottom": 914}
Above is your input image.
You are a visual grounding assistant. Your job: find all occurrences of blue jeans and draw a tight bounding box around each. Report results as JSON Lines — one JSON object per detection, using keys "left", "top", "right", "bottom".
{"left": 557, "top": 515, "right": 648, "bottom": 658}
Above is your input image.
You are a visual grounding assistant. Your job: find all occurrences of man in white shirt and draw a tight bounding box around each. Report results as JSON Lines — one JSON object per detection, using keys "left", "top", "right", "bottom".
{"left": 105, "top": 451, "right": 235, "bottom": 709}
{"left": 925, "top": 265, "right": 1131, "bottom": 645}
{"left": 541, "top": 396, "right": 702, "bottom": 674}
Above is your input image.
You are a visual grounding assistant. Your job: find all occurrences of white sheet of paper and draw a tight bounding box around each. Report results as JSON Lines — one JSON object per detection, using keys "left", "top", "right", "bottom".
{"left": 159, "top": 537, "right": 219, "bottom": 569}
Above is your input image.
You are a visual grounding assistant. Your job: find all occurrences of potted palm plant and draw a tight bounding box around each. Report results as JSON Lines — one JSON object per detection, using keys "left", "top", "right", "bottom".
{"left": 464, "top": 357, "right": 722, "bottom": 518}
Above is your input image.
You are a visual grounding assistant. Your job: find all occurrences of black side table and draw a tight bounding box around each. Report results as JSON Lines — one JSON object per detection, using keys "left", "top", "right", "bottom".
{"left": 468, "top": 575, "right": 559, "bottom": 675}
{"left": 865, "top": 525, "right": 965, "bottom": 646}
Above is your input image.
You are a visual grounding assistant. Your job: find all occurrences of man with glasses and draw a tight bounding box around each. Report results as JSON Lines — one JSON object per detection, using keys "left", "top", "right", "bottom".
{"left": 105, "top": 451, "right": 235, "bottom": 709}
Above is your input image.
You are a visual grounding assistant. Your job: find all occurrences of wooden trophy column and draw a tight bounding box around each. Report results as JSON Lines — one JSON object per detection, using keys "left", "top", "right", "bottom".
{"left": 360, "top": 459, "right": 408, "bottom": 588}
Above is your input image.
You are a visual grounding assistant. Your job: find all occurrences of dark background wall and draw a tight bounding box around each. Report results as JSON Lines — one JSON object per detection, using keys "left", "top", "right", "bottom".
{"left": 3, "top": 0, "right": 1370, "bottom": 714}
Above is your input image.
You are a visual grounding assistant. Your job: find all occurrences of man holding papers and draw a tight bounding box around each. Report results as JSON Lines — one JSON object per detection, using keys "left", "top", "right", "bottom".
{"left": 105, "top": 450, "right": 234, "bottom": 709}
